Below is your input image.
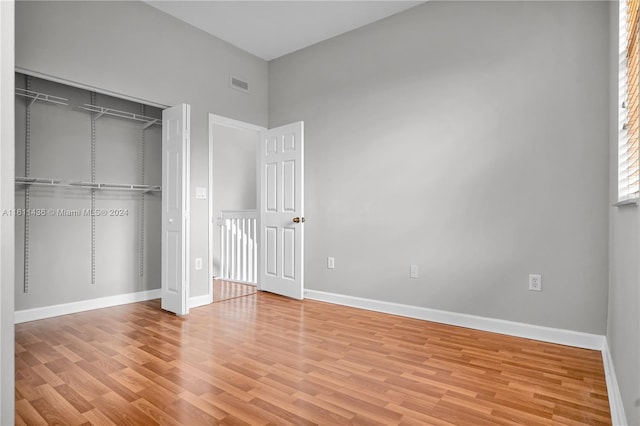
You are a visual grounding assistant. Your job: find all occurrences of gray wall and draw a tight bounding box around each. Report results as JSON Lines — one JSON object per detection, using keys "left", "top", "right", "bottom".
{"left": 14, "top": 75, "right": 162, "bottom": 310}
{"left": 211, "top": 123, "right": 258, "bottom": 277}
{"left": 0, "top": 1, "right": 15, "bottom": 423}
{"left": 607, "top": 2, "right": 640, "bottom": 424}
{"left": 269, "top": 1, "right": 610, "bottom": 334}
{"left": 15, "top": 0, "right": 268, "bottom": 299}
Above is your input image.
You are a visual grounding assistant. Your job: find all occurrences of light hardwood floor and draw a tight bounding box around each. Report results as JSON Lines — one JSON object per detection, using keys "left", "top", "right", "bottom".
{"left": 15, "top": 292, "right": 611, "bottom": 425}
{"left": 213, "top": 279, "right": 257, "bottom": 303}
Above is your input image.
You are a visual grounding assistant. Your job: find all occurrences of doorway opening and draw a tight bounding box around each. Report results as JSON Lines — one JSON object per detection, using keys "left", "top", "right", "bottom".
{"left": 212, "top": 279, "right": 256, "bottom": 303}
{"left": 209, "top": 114, "right": 306, "bottom": 302}
{"left": 209, "top": 114, "right": 262, "bottom": 302}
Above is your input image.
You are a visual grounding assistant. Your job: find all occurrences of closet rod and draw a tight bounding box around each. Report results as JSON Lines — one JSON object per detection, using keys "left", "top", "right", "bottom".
{"left": 15, "top": 177, "right": 161, "bottom": 193}
{"left": 15, "top": 88, "right": 69, "bottom": 107}
{"left": 79, "top": 104, "right": 161, "bottom": 127}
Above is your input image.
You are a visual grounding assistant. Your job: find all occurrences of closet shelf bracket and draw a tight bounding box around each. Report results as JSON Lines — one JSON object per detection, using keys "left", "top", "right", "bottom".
{"left": 142, "top": 120, "right": 158, "bottom": 130}
{"left": 79, "top": 104, "right": 161, "bottom": 128}
{"left": 15, "top": 88, "right": 69, "bottom": 107}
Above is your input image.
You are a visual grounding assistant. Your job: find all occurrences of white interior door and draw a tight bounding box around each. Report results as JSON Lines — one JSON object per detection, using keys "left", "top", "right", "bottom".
{"left": 161, "top": 103, "right": 190, "bottom": 315}
{"left": 259, "top": 122, "right": 304, "bottom": 299}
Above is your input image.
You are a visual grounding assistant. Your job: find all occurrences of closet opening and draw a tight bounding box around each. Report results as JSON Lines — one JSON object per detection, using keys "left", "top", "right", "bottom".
{"left": 14, "top": 72, "right": 164, "bottom": 317}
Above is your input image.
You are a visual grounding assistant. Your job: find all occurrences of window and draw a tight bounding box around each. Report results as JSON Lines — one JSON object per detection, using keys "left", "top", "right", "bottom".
{"left": 619, "top": 0, "right": 639, "bottom": 203}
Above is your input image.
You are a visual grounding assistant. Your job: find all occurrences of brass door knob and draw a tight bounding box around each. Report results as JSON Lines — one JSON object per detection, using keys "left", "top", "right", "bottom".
{"left": 292, "top": 217, "right": 305, "bottom": 223}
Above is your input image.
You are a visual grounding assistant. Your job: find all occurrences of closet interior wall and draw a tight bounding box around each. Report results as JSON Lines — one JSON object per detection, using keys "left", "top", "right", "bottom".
{"left": 14, "top": 73, "right": 162, "bottom": 311}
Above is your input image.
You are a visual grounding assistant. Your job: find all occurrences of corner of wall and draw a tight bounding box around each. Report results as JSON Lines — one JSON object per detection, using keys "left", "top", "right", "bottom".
{"left": 602, "top": 338, "right": 629, "bottom": 426}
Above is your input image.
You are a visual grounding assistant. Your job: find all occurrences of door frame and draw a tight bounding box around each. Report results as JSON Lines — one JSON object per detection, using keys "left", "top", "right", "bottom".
{"left": 208, "top": 113, "right": 265, "bottom": 291}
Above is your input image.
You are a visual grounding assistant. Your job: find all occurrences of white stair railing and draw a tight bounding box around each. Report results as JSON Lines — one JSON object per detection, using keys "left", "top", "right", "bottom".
{"left": 218, "top": 210, "right": 257, "bottom": 285}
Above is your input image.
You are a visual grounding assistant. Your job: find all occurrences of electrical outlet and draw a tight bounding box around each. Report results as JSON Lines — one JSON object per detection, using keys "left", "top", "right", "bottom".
{"left": 195, "top": 187, "right": 207, "bottom": 200}
{"left": 195, "top": 258, "right": 203, "bottom": 270}
{"left": 410, "top": 264, "right": 419, "bottom": 278}
{"left": 327, "top": 257, "right": 335, "bottom": 269}
{"left": 529, "top": 274, "right": 542, "bottom": 291}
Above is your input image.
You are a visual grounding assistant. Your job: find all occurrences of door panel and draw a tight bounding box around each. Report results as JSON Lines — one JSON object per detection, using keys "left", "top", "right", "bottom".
{"left": 283, "top": 161, "right": 295, "bottom": 211}
{"left": 266, "top": 226, "right": 277, "bottom": 276}
{"left": 167, "top": 232, "right": 179, "bottom": 292}
{"left": 259, "top": 122, "right": 304, "bottom": 299}
{"left": 162, "top": 104, "right": 190, "bottom": 315}
{"left": 266, "top": 163, "right": 277, "bottom": 211}
{"left": 283, "top": 227, "right": 296, "bottom": 279}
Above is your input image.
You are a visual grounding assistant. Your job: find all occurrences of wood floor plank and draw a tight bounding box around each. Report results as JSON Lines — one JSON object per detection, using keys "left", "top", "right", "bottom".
{"left": 387, "top": 401, "right": 456, "bottom": 426}
{"left": 250, "top": 396, "right": 317, "bottom": 426}
{"left": 75, "top": 360, "right": 140, "bottom": 402}
{"left": 292, "top": 388, "right": 358, "bottom": 420}
{"left": 32, "top": 383, "right": 87, "bottom": 426}
{"left": 29, "top": 397, "right": 74, "bottom": 426}
{"left": 15, "top": 289, "right": 611, "bottom": 425}
{"left": 317, "top": 389, "right": 404, "bottom": 424}
{"left": 136, "top": 382, "right": 181, "bottom": 411}
{"left": 163, "top": 397, "right": 219, "bottom": 425}
{"left": 31, "top": 364, "right": 65, "bottom": 388}
{"left": 90, "top": 392, "right": 157, "bottom": 425}
{"left": 15, "top": 365, "right": 46, "bottom": 389}
{"left": 53, "top": 383, "right": 94, "bottom": 414}
{"left": 55, "top": 367, "right": 111, "bottom": 402}
{"left": 217, "top": 414, "right": 253, "bottom": 426}
{"left": 178, "top": 390, "right": 229, "bottom": 421}
{"left": 15, "top": 379, "right": 43, "bottom": 402}
{"left": 130, "top": 397, "right": 183, "bottom": 426}
{"left": 81, "top": 407, "right": 118, "bottom": 426}
{"left": 109, "top": 367, "right": 153, "bottom": 394}
{"left": 15, "top": 398, "right": 47, "bottom": 426}
{"left": 289, "top": 396, "right": 354, "bottom": 424}
{"left": 200, "top": 391, "right": 285, "bottom": 426}
{"left": 15, "top": 414, "right": 28, "bottom": 426}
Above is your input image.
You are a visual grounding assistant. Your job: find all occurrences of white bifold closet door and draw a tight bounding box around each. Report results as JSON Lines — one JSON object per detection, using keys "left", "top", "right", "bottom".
{"left": 161, "top": 104, "right": 190, "bottom": 315}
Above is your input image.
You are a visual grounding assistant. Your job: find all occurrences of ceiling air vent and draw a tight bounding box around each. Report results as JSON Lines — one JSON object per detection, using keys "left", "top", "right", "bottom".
{"left": 230, "top": 75, "right": 249, "bottom": 94}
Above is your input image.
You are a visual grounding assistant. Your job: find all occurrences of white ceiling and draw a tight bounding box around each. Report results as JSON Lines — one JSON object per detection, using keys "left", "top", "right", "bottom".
{"left": 144, "top": 1, "right": 424, "bottom": 61}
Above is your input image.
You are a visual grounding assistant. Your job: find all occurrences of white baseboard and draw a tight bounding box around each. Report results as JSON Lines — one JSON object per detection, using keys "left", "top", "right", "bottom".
{"left": 14, "top": 288, "right": 162, "bottom": 324}
{"left": 189, "top": 287, "right": 213, "bottom": 309}
{"left": 602, "top": 339, "right": 628, "bottom": 426}
{"left": 189, "top": 280, "right": 213, "bottom": 309}
{"left": 304, "top": 289, "right": 606, "bottom": 350}
{"left": 15, "top": 282, "right": 215, "bottom": 322}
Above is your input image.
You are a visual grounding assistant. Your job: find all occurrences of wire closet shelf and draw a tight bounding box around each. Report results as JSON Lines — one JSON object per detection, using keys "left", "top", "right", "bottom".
{"left": 14, "top": 87, "right": 162, "bottom": 193}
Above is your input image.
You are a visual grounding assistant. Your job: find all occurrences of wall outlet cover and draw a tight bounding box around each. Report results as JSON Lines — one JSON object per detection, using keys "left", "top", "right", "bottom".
{"left": 195, "top": 258, "right": 203, "bottom": 270}
{"left": 529, "top": 274, "right": 542, "bottom": 291}
{"left": 327, "top": 257, "right": 335, "bottom": 269}
{"left": 410, "top": 264, "right": 419, "bottom": 278}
